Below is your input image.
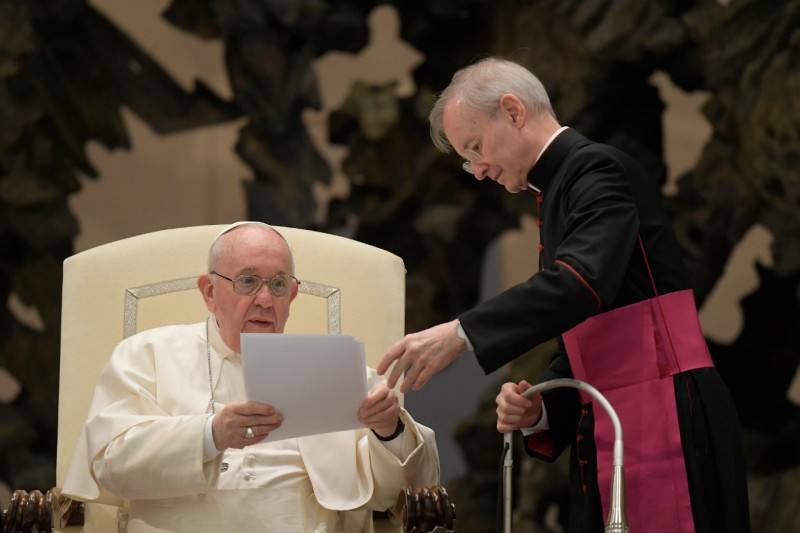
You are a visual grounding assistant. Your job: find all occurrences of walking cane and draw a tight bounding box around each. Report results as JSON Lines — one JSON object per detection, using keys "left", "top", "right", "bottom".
{"left": 502, "top": 378, "right": 630, "bottom": 533}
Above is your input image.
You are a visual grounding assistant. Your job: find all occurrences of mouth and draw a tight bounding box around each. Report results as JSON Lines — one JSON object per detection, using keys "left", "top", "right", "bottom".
{"left": 492, "top": 170, "right": 504, "bottom": 183}
{"left": 245, "top": 318, "right": 275, "bottom": 331}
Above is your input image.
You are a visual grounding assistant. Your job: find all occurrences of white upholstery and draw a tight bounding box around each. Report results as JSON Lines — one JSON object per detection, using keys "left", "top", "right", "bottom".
{"left": 56, "top": 225, "right": 406, "bottom": 532}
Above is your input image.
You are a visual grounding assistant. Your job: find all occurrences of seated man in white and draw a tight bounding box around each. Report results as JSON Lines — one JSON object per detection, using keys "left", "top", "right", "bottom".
{"left": 62, "top": 222, "right": 440, "bottom": 533}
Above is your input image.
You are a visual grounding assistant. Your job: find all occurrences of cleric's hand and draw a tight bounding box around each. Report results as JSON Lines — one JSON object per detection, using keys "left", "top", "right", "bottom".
{"left": 358, "top": 383, "right": 401, "bottom": 437}
{"left": 212, "top": 401, "right": 283, "bottom": 450}
{"left": 495, "top": 380, "right": 543, "bottom": 433}
{"left": 377, "top": 319, "right": 466, "bottom": 393}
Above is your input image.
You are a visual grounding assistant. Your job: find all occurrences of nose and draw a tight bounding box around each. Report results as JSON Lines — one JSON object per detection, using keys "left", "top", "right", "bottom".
{"left": 252, "top": 282, "right": 274, "bottom": 305}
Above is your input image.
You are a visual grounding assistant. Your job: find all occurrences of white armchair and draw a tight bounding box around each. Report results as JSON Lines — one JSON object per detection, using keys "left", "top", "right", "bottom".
{"left": 54, "top": 225, "right": 409, "bottom": 532}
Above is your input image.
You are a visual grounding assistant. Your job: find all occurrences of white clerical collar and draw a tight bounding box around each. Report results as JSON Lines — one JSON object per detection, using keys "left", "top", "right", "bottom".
{"left": 534, "top": 126, "right": 569, "bottom": 166}
{"left": 527, "top": 126, "right": 569, "bottom": 194}
{"left": 207, "top": 315, "right": 238, "bottom": 360}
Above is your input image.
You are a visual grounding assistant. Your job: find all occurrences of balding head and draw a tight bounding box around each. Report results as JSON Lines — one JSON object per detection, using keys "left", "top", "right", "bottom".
{"left": 208, "top": 221, "right": 295, "bottom": 274}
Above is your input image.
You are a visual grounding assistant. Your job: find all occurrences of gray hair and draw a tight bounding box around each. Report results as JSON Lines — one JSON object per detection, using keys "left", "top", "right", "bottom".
{"left": 208, "top": 221, "right": 295, "bottom": 273}
{"left": 429, "top": 57, "right": 556, "bottom": 153}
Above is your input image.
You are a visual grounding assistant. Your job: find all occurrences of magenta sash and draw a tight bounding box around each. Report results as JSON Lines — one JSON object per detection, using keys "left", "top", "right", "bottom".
{"left": 562, "top": 289, "right": 712, "bottom": 533}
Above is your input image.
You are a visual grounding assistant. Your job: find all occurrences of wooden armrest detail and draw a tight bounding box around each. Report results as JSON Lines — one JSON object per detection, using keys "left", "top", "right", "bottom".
{"left": 0, "top": 488, "right": 84, "bottom": 532}
{"left": 387, "top": 485, "right": 456, "bottom": 532}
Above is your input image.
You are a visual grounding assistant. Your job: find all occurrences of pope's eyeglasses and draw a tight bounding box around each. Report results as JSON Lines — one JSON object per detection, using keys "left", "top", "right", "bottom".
{"left": 211, "top": 271, "right": 299, "bottom": 297}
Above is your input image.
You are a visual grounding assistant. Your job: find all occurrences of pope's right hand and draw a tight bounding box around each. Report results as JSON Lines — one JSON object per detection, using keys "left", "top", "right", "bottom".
{"left": 212, "top": 401, "right": 283, "bottom": 450}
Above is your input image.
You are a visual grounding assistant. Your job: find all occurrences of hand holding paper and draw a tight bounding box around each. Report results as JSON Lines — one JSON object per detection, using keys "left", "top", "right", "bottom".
{"left": 212, "top": 401, "right": 283, "bottom": 449}
{"left": 358, "top": 383, "right": 401, "bottom": 438}
{"left": 241, "top": 333, "right": 368, "bottom": 442}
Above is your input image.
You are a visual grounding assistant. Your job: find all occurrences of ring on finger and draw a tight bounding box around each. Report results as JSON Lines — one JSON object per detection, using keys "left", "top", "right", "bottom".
{"left": 245, "top": 426, "right": 255, "bottom": 439}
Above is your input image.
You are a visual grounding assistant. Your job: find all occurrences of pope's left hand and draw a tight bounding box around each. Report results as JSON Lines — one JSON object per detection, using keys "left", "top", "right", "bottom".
{"left": 377, "top": 319, "right": 466, "bottom": 393}
{"left": 358, "top": 383, "right": 401, "bottom": 438}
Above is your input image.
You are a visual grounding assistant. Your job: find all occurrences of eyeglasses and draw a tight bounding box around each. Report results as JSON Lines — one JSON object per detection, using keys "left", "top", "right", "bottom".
{"left": 212, "top": 271, "right": 300, "bottom": 297}
{"left": 461, "top": 148, "right": 483, "bottom": 175}
{"left": 461, "top": 110, "right": 498, "bottom": 175}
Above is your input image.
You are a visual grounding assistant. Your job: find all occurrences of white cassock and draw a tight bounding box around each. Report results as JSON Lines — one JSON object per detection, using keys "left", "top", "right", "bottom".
{"left": 62, "top": 319, "right": 440, "bottom": 533}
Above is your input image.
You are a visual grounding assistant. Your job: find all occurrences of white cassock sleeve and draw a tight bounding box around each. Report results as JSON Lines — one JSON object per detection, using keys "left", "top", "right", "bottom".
{"left": 302, "top": 369, "right": 441, "bottom": 519}
{"left": 64, "top": 325, "right": 221, "bottom": 503}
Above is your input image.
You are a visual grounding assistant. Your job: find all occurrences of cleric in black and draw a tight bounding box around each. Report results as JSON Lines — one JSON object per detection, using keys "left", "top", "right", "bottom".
{"left": 377, "top": 57, "right": 750, "bottom": 533}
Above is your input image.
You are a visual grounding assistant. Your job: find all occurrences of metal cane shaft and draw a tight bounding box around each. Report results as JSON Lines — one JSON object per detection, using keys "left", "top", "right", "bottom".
{"left": 503, "top": 432, "right": 513, "bottom": 533}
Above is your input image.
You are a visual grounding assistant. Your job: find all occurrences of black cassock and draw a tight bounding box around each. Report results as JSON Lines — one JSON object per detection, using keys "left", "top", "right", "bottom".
{"left": 459, "top": 129, "right": 750, "bottom": 532}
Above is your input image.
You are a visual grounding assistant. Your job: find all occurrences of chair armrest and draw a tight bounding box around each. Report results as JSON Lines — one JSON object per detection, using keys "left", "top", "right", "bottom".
{"left": 381, "top": 485, "right": 456, "bottom": 532}
{"left": 0, "top": 487, "right": 83, "bottom": 532}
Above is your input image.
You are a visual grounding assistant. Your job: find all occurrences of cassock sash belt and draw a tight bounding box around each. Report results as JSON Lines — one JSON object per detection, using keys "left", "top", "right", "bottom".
{"left": 563, "top": 288, "right": 712, "bottom": 533}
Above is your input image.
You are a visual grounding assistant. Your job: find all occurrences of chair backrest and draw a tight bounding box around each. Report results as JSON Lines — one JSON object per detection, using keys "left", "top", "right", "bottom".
{"left": 56, "top": 225, "right": 406, "bottom": 531}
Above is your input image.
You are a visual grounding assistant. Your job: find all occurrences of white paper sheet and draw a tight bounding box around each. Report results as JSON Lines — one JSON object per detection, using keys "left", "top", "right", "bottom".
{"left": 240, "top": 333, "right": 368, "bottom": 442}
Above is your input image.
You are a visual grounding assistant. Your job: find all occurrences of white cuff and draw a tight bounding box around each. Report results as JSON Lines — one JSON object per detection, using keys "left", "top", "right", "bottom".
{"left": 520, "top": 403, "right": 550, "bottom": 436}
{"left": 203, "top": 414, "right": 221, "bottom": 461}
{"left": 456, "top": 321, "right": 474, "bottom": 352}
{"left": 377, "top": 426, "right": 415, "bottom": 462}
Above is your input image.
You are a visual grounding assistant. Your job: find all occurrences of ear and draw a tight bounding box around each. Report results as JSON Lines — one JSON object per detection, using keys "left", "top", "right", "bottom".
{"left": 289, "top": 278, "right": 299, "bottom": 303}
{"left": 499, "top": 93, "right": 526, "bottom": 128}
{"left": 198, "top": 274, "right": 216, "bottom": 312}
